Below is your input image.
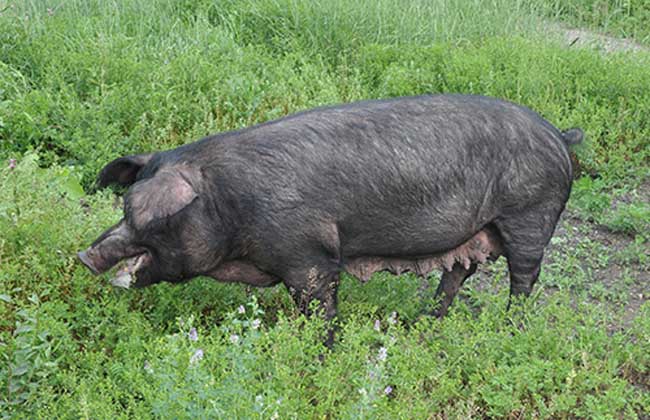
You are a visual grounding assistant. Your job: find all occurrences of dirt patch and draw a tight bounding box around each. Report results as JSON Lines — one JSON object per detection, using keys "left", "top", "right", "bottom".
{"left": 555, "top": 212, "right": 648, "bottom": 324}
{"left": 552, "top": 24, "right": 649, "bottom": 53}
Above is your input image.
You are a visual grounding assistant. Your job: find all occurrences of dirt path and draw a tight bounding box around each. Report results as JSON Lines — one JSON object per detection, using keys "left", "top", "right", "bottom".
{"left": 549, "top": 23, "right": 649, "bottom": 54}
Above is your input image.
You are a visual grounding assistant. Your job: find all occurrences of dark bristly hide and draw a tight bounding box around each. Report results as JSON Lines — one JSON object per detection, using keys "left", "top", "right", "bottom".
{"left": 78, "top": 94, "right": 583, "bottom": 345}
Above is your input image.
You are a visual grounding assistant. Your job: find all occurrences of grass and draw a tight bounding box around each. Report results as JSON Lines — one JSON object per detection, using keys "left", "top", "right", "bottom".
{"left": 1, "top": 0, "right": 650, "bottom": 418}
{"left": 2, "top": 0, "right": 649, "bottom": 185}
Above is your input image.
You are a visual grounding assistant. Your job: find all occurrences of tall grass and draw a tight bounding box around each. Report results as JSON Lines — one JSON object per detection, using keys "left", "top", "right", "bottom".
{"left": 212, "top": 0, "right": 545, "bottom": 53}
{"left": 8, "top": 0, "right": 546, "bottom": 47}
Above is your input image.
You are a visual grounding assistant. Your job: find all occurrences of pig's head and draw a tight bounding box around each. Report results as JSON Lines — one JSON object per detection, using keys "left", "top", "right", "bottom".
{"left": 78, "top": 153, "right": 225, "bottom": 288}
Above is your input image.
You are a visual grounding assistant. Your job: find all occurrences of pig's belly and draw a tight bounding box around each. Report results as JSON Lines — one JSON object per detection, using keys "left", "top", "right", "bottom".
{"left": 342, "top": 226, "right": 502, "bottom": 282}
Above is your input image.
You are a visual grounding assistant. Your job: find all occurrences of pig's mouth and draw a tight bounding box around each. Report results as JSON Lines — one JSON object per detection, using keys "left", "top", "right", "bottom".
{"left": 109, "top": 252, "right": 153, "bottom": 288}
{"left": 77, "top": 245, "right": 154, "bottom": 289}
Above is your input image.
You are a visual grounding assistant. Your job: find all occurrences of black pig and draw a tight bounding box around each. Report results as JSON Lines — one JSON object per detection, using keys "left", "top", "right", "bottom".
{"left": 78, "top": 94, "right": 583, "bottom": 342}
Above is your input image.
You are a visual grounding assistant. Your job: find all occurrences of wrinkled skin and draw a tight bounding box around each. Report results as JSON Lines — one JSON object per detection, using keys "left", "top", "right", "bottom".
{"left": 78, "top": 94, "right": 582, "bottom": 346}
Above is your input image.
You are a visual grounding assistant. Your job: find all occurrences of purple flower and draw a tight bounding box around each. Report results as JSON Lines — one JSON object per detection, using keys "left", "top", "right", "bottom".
{"left": 238, "top": 305, "right": 245, "bottom": 314}
{"left": 190, "top": 349, "right": 204, "bottom": 364}
{"left": 251, "top": 319, "right": 261, "bottom": 330}
{"left": 8, "top": 159, "right": 16, "bottom": 170}
{"left": 377, "top": 346, "right": 387, "bottom": 362}
{"left": 374, "top": 319, "right": 381, "bottom": 331}
{"left": 384, "top": 385, "right": 393, "bottom": 395}
{"left": 230, "top": 334, "right": 240, "bottom": 344}
{"left": 188, "top": 327, "right": 198, "bottom": 342}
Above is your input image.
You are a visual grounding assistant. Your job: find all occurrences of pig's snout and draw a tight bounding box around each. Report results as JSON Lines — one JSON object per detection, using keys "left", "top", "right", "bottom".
{"left": 77, "top": 245, "right": 125, "bottom": 275}
{"left": 78, "top": 221, "right": 145, "bottom": 276}
{"left": 77, "top": 249, "right": 102, "bottom": 275}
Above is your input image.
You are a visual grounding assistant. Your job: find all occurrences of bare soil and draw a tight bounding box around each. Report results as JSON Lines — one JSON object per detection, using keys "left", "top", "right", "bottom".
{"left": 554, "top": 24, "right": 649, "bottom": 53}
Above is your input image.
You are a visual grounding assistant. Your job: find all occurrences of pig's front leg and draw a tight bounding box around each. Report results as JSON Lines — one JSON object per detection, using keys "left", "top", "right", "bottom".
{"left": 284, "top": 263, "right": 341, "bottom": 349}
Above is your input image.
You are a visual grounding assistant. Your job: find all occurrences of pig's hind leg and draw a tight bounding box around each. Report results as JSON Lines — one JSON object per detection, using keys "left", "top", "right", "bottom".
{"left": 431, "top": 263, "right": 478, "bottom": 318}
{"left": 494, "top": 204, "right": 563, "bottom": 307}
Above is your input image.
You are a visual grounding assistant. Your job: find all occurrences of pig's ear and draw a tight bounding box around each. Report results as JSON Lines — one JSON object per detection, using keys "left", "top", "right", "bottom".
{"left": 97, "top": 153, "right": 154, "bottom": 188}
{"left": 125, "top": 168, "right": 199, "bottom": 230}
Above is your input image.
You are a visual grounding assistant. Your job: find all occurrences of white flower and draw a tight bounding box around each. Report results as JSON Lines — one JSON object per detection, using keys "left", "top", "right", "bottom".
{"left": 230, "top": 334, "right": 240, "bottom": 344}
{"left": 190, "top": 349, "right": 204, "bottom": 364}
{"left": 377, "top": 347, "right": 388, "bottom": 362}
{"left": 238, "top": 305, "right": 246, "bottom": 314}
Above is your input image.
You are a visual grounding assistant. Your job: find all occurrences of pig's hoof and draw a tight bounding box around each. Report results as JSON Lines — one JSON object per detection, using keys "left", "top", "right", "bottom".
{"left": 429, "top": 307, "right": 447, "bottom": 319}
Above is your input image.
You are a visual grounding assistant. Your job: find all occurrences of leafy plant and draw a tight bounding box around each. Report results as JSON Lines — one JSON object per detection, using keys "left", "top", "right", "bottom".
{"left": 0, "top": 296, "right": 58, "bottom": 417}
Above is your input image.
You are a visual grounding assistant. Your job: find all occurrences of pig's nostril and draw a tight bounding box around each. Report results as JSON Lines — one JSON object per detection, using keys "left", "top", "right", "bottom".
{"left": 77, "top": 250, "right": 101, "bottom": 275}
